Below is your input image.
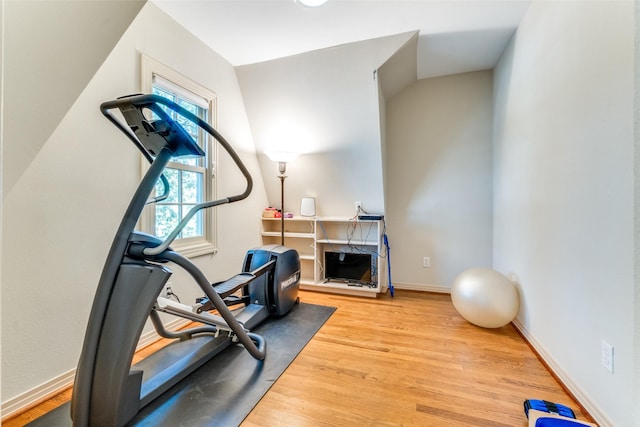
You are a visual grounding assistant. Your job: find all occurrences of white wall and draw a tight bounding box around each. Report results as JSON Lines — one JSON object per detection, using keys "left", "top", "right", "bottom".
{"left": 385, "top": 72, "right": 494, "bottom": 290}
{"left": 493, "top": 1, "right": 634, "bottom": 425}
{"left": 1, "top": 2, "right": 266, "bottom": 405}
{"left": 235, "top": 33, "right": 412, "bottom": 218}
{"left": 1, "top": 0, "right": 144, "bottom": 196}
{"left": 0, "top": 0, "right": 5, "bottom": 406}
{"left": 635, "top": 0, "right": 640, "bottom": 421}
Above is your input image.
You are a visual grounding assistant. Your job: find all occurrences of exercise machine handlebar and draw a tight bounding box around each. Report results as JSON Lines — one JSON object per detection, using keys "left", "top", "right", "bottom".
{"left": 99, "top": 94, "right": 253, "bottom": 255}
{"left": 72, "top": 94, "right": 268, "bottom": 427}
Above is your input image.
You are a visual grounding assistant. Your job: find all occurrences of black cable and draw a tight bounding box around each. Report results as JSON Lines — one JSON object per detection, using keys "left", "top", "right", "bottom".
{"left": 166, "top": 288, "right": 181, "bottom": 303}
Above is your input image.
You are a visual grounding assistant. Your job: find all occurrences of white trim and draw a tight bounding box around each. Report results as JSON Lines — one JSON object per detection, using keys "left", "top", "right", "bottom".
{"left": 172, "top": 239, "right": 218, "bottom": 258}
{"left": 0, "top": 318, "right": 189, "bottom": 421}
{"left": 0, "top": 368, "right": 75, "bottom": 421}
{"left": 300, "top": 282, "right": 378, "bottom": 298}
{"left": 511, "top": 318, "right": 612, "bottom": 427}
{"left": 141, "top": 55, "right": 217, "bottom": 113}
{"left": 139, "top": 54, "right": 218, "bottom": 257}
{"left": 392, "top": 281, "right": 451, "bottom": 294}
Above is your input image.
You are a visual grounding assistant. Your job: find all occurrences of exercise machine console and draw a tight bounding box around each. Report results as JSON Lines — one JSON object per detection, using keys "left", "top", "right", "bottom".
{"left": 70, "top": 94, "right": 300, "bottom": 426}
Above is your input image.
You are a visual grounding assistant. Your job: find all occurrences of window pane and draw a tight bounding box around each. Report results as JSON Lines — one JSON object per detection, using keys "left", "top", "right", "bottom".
{"left": 152, "top": 87, "right": 175, "bottom": 118}
{"left": 177, "top": 113, "right": 197, "bottom": 135}
{"left": 150, "top": 75, "right": 212, "bottom": 246}
{"left": 174, "top": 157, "right": 198, "bottom": 167}
{"left": 155, "top": 205, "right": 179, "bottom": 239}
{"left": 153, "top": 86, "right": 174, "bottom": 101}
{"left": 179, "top": 99, "right": 198, "bottom": 115}
{"left": 155, "top": 168, "right": 179, "bottom": 203}
{"left": 181, "top": 170, "right": 202, "bottom": 204}
{"left": 181, "top": 205, "right": 203, "bottom": 238}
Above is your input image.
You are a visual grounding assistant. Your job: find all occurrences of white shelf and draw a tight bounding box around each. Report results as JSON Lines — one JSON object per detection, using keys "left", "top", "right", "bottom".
{"left": 260, "top": 216, "right": 386, "bottom": 297}
{"left": 261, "top": 216, "right": 315, "bottom": 221}
{"left": 316, "top": 239, "right": 376, "bottom": 246}
{"left": 300, "top": 282, "right": 379, "bottom": 298}
{"left": 262, "top": 231, "right": 315, "bottom": 239}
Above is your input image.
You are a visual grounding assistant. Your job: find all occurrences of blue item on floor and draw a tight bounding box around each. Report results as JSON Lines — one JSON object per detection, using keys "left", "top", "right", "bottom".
{"left": 536, "top": 417, "right": 587, "bottom": 427}
{"left": 524, "top": 400, "right": 576, "bottom": 419}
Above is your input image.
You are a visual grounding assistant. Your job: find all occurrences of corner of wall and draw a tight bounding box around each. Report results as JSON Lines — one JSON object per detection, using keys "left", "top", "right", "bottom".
{"left": 633, "top": 0, "right": 640, "bottom": 422}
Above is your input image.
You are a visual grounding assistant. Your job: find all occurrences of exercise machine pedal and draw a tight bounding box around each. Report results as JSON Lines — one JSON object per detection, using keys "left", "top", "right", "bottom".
{"left": 212, "top": 272, "right": 256, "bottom": 298}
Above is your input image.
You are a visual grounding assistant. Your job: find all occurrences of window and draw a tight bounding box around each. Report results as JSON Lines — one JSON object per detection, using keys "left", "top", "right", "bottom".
{"left": 141, "top": 55, "right": 217, "bottom": 257}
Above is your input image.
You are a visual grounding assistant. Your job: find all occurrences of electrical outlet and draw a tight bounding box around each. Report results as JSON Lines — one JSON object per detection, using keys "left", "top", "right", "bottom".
{"left": 164, "top": 284, "right": 173, "bottom": 298}
{"left": 355, "top": 201, "right": 362, "bottom": 212}
{"left": 423, "top": 257, "right": 431, "bottom": 268}
{"left": 601, "top": 340, "right": 614, "bottom": 373}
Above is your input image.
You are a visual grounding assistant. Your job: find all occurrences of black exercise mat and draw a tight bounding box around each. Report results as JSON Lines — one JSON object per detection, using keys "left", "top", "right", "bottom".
{"left": 27, "top": 302, "right": 335, "bottom": 427}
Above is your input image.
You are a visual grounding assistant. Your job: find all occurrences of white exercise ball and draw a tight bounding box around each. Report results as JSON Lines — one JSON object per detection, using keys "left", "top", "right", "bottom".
{"left": 450, "top": 268, "right": 519, "bottom": 328}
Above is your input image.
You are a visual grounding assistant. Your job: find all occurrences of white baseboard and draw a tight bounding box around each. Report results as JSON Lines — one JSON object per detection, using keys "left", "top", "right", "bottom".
{"left": 1, "top": 368, "right": 76, "bottom": 421}
{"left": 511, "top": 318, "right": 611, "bottom": 427}
{"left": 0, "top": 318, "right": 189, "bottom": 421}
{"left": 392, "top": 281, "right": 451, "bottom": 294}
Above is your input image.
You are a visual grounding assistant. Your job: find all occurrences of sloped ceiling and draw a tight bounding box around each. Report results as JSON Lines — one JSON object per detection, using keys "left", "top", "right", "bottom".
{"left": 2, "top": 0, "right": 145, "bottom": 195}
{"left": 152, "top": 0, "right": 530, "bottom": 78}
{"left": 378, "top": 32, "right": 419, "bottom": 100}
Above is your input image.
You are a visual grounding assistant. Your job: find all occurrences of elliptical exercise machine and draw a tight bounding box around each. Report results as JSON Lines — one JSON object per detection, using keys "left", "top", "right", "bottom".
{"left": 71, "top": 94, "right": 300, "bottom": 426}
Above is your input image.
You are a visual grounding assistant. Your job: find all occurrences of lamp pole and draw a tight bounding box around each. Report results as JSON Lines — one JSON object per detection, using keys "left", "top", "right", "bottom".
{"left": 279, "top": 173, "right": 286, "bottom": 246}
{"left": 266, "top": 151, "right": 298, "bottom": 247}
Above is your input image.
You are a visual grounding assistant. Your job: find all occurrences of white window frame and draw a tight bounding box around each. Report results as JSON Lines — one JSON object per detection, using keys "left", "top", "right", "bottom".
{"left": 140, "top": 54, "right": 218, "bottom": 257}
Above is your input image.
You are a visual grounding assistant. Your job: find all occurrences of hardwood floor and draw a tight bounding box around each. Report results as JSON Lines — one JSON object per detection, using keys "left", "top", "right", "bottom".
{"left": 243, "top": 290, "right": 592, "bottom": 426}
{"left": 4, "top": 290, "right": 593, "bottom": 426}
